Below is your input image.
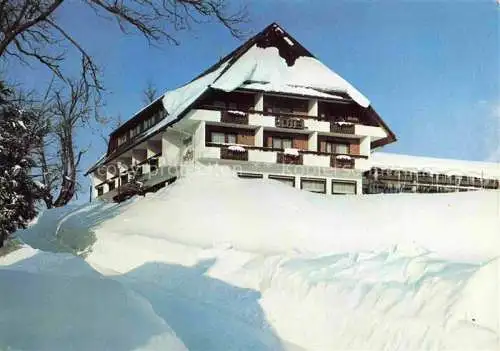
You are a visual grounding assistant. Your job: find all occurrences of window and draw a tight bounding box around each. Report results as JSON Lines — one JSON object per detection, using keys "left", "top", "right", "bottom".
{"left": 129, "top": 125, "right": 141, "bottom": 138}
{"left": 269, "top": 175, "right": 295, "bottom": 187}
{"left": 117, "top": 134, "right": 128, "bottom": 146}
{"left": 271, "top": 137, "right": 292, "bottom": 149}
{"left": 228, "top": 102, "right": 237, "bottom": 109}
{"left": 332, "top": 180, "right": 357, "bottom": 195}
{"left": 264, "top": 96, "right": 308, "bottom": 115}
{"left": 97, "top": 186, "right": 104, "bottom": 196}
{"left": 301, "top": 178, "right": 326, "bottom": 193}
{"left": 120, "top": 174, "right": 129, "bottom": 185}
{"left": 108, "top": 180, "right": 116, "bottom": 191}
{"left": 323, "top": 142, "right": 349, "bottom": 154}
{"left": 212, "top": 132, "right": 225, "bottom": 144}
{"left": 237, "top": 173, "right": 263, "bottom": 179}
{"left": 149, "top": 158, "right": 159, "bottom": 173}
{"left": 211, "top": 132, "right": 237, "bottom": 144}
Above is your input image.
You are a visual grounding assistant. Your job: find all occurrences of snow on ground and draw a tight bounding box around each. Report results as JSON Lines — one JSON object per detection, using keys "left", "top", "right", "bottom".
{"left": 3, "top": 165, "right": 500, "bottom": 350}
{"left": 0, "top": 246, "right": 187, "bottom": 351}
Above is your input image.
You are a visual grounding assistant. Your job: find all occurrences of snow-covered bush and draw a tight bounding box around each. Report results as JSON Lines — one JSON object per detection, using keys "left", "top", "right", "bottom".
{"left": 0, "top": 82, "right": 46, "bottom": 247}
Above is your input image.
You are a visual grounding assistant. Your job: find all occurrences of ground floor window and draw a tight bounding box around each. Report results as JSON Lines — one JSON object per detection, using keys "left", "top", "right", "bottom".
{"left": 237, "top": 173, "right": 263, "bottom": 179}
{"left": 108, "top": 180, "right": 116, "bottom": 191}
{"left": 269, "top": 175, "right": 295, "bottom": 187}
{"left": 332, "top": 180, "right": 357, "bottom": 195}
{"left": 301, "top": 178, "right": 326, "bottom": 193}
{"left": 149, "top": 158, "right": 159, "bottom": 173}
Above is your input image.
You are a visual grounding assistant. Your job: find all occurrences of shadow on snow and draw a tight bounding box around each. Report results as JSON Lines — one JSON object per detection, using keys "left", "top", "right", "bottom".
{"left": 0, "top": 252, "right": 286, "bottom": 351}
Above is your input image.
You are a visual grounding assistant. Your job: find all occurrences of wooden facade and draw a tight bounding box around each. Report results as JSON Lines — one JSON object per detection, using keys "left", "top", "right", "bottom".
{"left": 107, "top": 100, "right": 166, "bottom": 156}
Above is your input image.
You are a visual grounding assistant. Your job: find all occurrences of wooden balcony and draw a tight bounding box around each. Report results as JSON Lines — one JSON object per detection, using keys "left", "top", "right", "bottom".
{"left": 220, "top": 147, "right": 249, "bottom": 161}
{"left": 330, "top": 155, "right": 355, "bottom": 169}
{"left": 277, "top": 152, "right": 303, "bottom": 165}
{"left": 330, "top": 122, "right": 355, "bottom": 134}
{"left": 221, "top": 110, "right": 249, "bottom": 125}
{"left": 275, "top": 116, "right": 305, "bottom": 130}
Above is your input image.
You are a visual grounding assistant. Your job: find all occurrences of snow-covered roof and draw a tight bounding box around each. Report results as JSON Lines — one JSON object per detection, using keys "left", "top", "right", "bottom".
{"left": 156, "top": 23, "right": 372, "bottom": 132}
{"left": 240, "top": 82, "right": 347, "bottom": 100}
{"left": 86, "top": 23, "right": 391, "bottom": 174}
{"left": 370, "top": 152, "right": 500, "bottom": 179}
{"left": 210, "top": 46, "right": 370, "bottom": 106}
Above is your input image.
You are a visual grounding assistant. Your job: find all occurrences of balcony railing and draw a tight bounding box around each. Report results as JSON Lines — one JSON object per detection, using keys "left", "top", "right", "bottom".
{"left": 220, "top": 147, "right": 249, "bottom": 161}
{"left": 275, "top": 116, "right": 305, "bottom": 130}
{"left": 221, "top": 110, "right": 249, "bottom": 125}
{"left": 330, "top": 122, "right": 355, "bottom": 134}
{"left": 277, "top": 152, "right": 303, "bottom": 165}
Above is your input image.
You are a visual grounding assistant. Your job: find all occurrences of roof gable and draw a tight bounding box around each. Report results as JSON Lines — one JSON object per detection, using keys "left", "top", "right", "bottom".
{"left": 157, "top": 23, "right": 373, "bottom": 128}
{"left": 86, "top": 23, "right": 396, "bottom": 174}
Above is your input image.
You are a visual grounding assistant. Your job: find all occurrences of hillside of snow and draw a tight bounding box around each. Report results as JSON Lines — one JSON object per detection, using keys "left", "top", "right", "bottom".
{"left": 2, "top": 166, "right": 499, "bottom": 350}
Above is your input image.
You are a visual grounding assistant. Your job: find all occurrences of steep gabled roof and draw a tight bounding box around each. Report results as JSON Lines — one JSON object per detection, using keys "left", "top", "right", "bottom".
{"left": 87, "top": 22, "right": 396, "bottom": 174}
{"left": 148, "top": 22, "right": 379, "bottom": 136}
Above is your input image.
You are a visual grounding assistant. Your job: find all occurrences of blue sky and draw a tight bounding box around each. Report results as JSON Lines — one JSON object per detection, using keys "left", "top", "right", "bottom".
{"left": 2, "top": 0, "right": 499, "bottom": 200}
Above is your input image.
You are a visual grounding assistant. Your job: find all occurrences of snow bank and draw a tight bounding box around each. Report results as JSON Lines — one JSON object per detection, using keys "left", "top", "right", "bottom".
{"left": 5, "top": 165, "right": 500, "bottom": 350}
{"left": 88, "top": 166, "right": 499, "bottom": 261}
{"left": 0, "top": 246, "right": 187, "bottom": 351}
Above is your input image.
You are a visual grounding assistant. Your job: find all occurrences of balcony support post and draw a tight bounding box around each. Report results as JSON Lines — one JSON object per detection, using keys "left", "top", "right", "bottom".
{"left": 308, "top": 99, "right": 318, "bottom": 117}
{"left": 255, "top": 126, "right": 264, "bottom": 147}
{"left": 308, "top": 131, "right": 318, "bottom": 151}
{"left": 255, "top": 93, "right": 264, "bottom": 111}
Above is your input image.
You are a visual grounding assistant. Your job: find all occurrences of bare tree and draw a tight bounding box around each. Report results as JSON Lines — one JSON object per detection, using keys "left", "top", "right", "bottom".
{"left": 142, "top": 80, "right": 158, "bottom": 105}
{"left": 32, "top": 78, "right": 100, "bottom": 208}
{"left": 0, "top": 0, "right": 248, "bottom": 94}
{"left": 1, "top": 1, "right": 248, "bottom": 208}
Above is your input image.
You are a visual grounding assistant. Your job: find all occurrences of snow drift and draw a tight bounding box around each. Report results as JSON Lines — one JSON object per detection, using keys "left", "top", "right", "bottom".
{"left": 5, "top": 165, "right": 500, "bottom": 350}
{"left": 0, "top": 246, "right": 187, "bottom": 351}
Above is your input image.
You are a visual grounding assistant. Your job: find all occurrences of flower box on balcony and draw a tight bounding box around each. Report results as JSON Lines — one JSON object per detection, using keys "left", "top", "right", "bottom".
{"left": 275, "top": 116, "right": 305, "bottom": 130}
{"left": 221, "top": 110, "right": 249, "bottom": 125}
{"left": 277, "top": 152, "right": 303, "bottom": 165}
{"left": 221, "top": 146, "right": 248, "bottom": 161}
{"left": 330, "top": 122, "right": 355, "bottom": 134}
{"left": 331, "top": 155, "right": 355, "bottom": 169}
